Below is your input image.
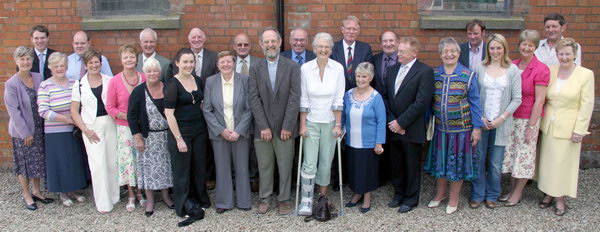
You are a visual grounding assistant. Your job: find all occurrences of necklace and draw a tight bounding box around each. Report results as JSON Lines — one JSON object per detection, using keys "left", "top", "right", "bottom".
{"left": 124, "top": 72, "right": 139, "bottom": 86}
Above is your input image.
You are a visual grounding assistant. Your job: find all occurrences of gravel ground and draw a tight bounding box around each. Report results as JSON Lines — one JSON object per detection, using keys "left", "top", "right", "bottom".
{"left": 1, "top": 168, "right": 600, "bottom": 231}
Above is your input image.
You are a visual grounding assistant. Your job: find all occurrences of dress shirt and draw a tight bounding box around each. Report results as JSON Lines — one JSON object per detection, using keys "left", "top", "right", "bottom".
{"left": 66, "top": 53, "right": 113, "bottom": 81}
{"left": 468, "top": 42, "right": 484, "bottom": 70}
{"left": 236, "top": 56, "right": 251, "bottom": 74}
{"left": 534, "top": 38, "right": 582, "bottom": 66}
{"left": 293, "top": 51, "right": 306, "bottom": 65}
{"left": 267, "top": 58, "right": 278, "bottom": 91}
{"left": 221, "top": 74, "right": 235, "bottom": 130}
{"left": 342, "top": 40, "right": 356, "bottom": 67}
{"left": 142, "top": 52, "right": 156, "bottom": 64}
{"left": 35, "top": 48, "right": 48, "bottom": 77}
{"left": 195, "top": 49, "right": 204, "bottom": 76}
{"left": 394, "top": 58, "right": 416, "bottom": 94}
{"left": 382, "top": 53, "right": 398, "bottom": 78}
{"left": 300, "top": 58, "right": 345, "bottom": 123}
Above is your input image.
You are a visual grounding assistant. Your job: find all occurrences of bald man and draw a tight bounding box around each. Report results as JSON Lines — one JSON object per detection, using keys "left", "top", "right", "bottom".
{"left": 66, "top": 31, "right": 113, "bottom": 80}
{"left": 372, "top": 31, "right": 398, "bottom": 94}
{"left": 165, "top": 27, "right": 218, "bottom": 85}
{"left": 136, "top": 28, "right": 171, "bottom": 81}
{"left": 281, "top": 28, "right": 315, "bottom": 65}
{"left": 232, "top": 33, "right": 261, "bottom": 76}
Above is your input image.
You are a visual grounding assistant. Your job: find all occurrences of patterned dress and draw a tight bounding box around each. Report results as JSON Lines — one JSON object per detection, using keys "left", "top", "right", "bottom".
{"left": 12, "top": 86, "right": 45, "bottom": 178}
{"left": 424, "top": 64, "right": 484, "bottom": 181}
{"left": 136, "top": 92, "right": 173, "bottom": 190}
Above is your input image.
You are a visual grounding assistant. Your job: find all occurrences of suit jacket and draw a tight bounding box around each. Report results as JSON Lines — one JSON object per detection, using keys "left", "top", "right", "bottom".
{"left": 202, "top": 72, "right": 253, "bottom": 140}
{"left": 236, "top": 55, "right": 262, "bottom": 73}
{"left": 136, "top": 53, "right": 171, "bottom": 82}
{"left": 541, "top": 65, "right": 594, "bottom": 139}
{"left": 19, "top": 48, "right": 56, "bottom": 80}
{"left": 458, "top": 42, "right": 486, "bottom": 69}
{"left": 248, "top": 56, "right": 301, "bottom": 138}
{"left": 72, "top": 73, "right": 112, "bottom": 125}
{"left": 165, "top": 48, "right": 218, "bottom": 88}
{"left": 372, "top": 52, "right": 394, "bottom": 94}
{"left": 383, "top": 60, "right": 434, "bottom": 143}
{"left": 281, "top": 50, "right": 316, "bottom": 64}
{"left": 4, "top": 72, "right": 43, "bottom": 139}
{"left": 330, "top": 40, "right": 373, "bottom": 90}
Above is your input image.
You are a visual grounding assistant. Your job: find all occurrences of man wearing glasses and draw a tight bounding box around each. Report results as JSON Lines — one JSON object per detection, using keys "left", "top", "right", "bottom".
{"left": 233, "top": 33, "right": 261, "bottom": 76}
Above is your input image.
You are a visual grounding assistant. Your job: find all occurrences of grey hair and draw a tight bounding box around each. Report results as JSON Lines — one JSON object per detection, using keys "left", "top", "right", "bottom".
{"left": 13, "top": 46, "right": 34, "bottom": 60}
{"left": 355, "top": 62, "right": 374, "bottom": 78}
{"left": 312, "top": 32, "right": 334, "bottom": 48}
{"left": 47, "top": 52, "right": 67, "bottom": 68}
{"left": 438, "top": 37, "right": 461, "bottom": 55}
{"left": 140, "top": 28, "right": 157, "bottom": 41}
{"left": 519, "top": 29, "right": 541, "bottom": 49}
{"left": 143, "top": 57, "right": 161, "bottom": 73}
{"left": 259, "top": 26, "right": 282, "bottom": 42}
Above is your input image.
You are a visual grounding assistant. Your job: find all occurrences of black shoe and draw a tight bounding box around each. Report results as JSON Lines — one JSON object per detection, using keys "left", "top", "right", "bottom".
{"left": 167, "top": 204, "right": 175, "bottom": 209}
{"left": 145, "top": 211, "right": 154, "bottom": 217}
{"left": 360, "top": 206, "right": 371, "bottom": 213}
{"left": 32, "top": 195, "right": 54, "bottom": 204}
{"left": 238, "top": 207, "right": 251, "bottom": 211}
{"left": 216, "top": 208, "right": 230, "bottom": 214}
{"left": 388, "top": 198, "right": 402, "bottom": 208}
{"left": 398, "top": 205, "right": 414, "bottom": 213}
{"left": 177, "top": 215, "right": 202, "bottom": 227}
{"left": 345, "top": 197, "right": 363, "bottom": 208}
{"left": 25, "top": 202, "right": 38, "bottom": 211}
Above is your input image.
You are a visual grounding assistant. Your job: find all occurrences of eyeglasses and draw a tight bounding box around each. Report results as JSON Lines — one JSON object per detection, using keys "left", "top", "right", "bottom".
{"left": 442, "top": 49, "right": 458, "bottom": 55}
{"left": 236, "top": 43, "right": 250, "bottom": 47}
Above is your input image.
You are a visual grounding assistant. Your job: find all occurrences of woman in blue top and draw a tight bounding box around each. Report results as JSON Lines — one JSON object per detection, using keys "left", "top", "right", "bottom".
{"left": 342, "top": 62, "right": 386, "bottom": 213}
{"left": 424, "top": 37, "right": 483, "bottom": 214}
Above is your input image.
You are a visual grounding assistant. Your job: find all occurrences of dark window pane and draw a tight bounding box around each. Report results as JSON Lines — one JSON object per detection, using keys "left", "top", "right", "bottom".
{"left": 92, "top": 0, "right": 170, "bottom": 16}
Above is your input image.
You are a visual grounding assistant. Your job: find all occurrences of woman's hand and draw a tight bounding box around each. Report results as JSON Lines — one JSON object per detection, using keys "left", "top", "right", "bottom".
{"left": 571, "top": 133, "right": 584, "bottom": 143}
{"left": 299, "top": 125, "right": 308, "bottom": 137}
{"left": 65, "top": 116, "right": 75, "bottom": 125}
{"left": 524, "top": 126, "right": 535, "bottom": 144}
{"left": 332, "top": 125, "right": 342, "bottom": 138}
{"left": 221, "top": 129, "right": 233, "bottom": 142}
{"left": 176, "top": 137, "right": 188, "bottom": 153}
{"left": 471, "top": 129, "right": 481, "bottom": 147}
{"left": 23, "top": 136, "right": 34, "bottom": 147}
{"left": 84, "top": 129, "right": 101, "bottom": 144}
{"left": 374, "top": 144, "right": 384, "bottom": 155}
{"left": 117, "top": 112, "right": 127, "bottom": 120}
{"left": 134, "top": 134, "right": 145, "bottom": 153}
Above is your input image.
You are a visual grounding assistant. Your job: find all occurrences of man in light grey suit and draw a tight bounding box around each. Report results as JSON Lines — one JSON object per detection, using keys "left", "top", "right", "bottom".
{"left": 249, "top": 27, "right": 301, "bottom": 215}
{"left": 233, "top": 33, "right": 261, "bottom": 76}
{"left": 136, "top": 28, "right": 171, "bottom": 81}
{"left": 202, "top": 51, "right": 253, "bottom": 212}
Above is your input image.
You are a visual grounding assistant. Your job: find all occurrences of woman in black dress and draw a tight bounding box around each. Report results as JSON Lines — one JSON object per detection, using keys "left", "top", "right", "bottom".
{"left": 164, "top": 48, "right": 210, "bottom": 224}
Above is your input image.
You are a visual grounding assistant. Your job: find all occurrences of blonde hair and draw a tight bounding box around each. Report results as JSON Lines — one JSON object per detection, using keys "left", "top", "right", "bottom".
{"left": 119, "top": 43, "right": 137, "bottom": 56}
{"left": 398, "top": 36, "right": 421, "bottom": 53}
{"left": 482, "top": 34, "right": 511, "bottom": 68}
{"left": 555, "top": 38, "right": 579, "bottom": 56}
{"left": 47, "top": 52, "right": 67, "bottom": 67}
{"left": 519, "top": 29, "right": 541, "bottom": 48}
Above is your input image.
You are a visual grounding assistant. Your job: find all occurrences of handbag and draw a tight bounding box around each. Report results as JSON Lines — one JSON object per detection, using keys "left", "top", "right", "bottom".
{"left": 304, "top": 195, "right": 337, "bottom": 222}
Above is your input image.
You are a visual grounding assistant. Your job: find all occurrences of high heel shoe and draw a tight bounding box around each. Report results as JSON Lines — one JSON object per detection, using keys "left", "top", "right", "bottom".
{"left": 32, "top": 195, "right": 55, "bottom": 204}
{"left": 446, "top": 205, "right": 458, "bottom": 214}
{"left": 504, "top": 200, "right": 520, "bottom": 207}
{"left": 427, "top": 197, "right": 446, "bottom": 208}
{"left": 24, "top": 201, "right": 38, "bottom": 211}
{"left": 498, "top": 194, "right": 510, "bottom": 202}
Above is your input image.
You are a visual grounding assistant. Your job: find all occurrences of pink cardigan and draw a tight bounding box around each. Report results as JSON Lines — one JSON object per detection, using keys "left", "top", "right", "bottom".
{"left": 106, "top": 72, "right": 146, "bottom": 126}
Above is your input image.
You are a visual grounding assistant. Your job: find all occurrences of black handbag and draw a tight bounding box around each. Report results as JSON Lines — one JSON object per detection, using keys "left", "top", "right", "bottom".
{"left": 304, "top": 195, "right": 337, "bottom": 222}
{"left": 177, "top": 199, "right": 205, "bottom": 227}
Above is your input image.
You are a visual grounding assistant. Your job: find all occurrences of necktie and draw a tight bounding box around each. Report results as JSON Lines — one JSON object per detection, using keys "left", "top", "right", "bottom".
{"left": 79, "top": 57, "right": 87, "bottom": 78}
{"left": 241, "top": 59, "right": 249, "bottom": 75}
{"left": 296, "top": 55, "right": 304, "bottom": 65}
{"left": 38, "top": 53, "right": 45, "bottom": 76}
{"left": 196, "top": 54, "right": 203, "bottom": 76}
{"left": 346, "top": 47, "right": 353, "bottom": 77}
{"left": 383, "top": 56, "right": 391, "bottom": 80}
{"left": 394, "top": 65, "right": 409, "bottom": 95}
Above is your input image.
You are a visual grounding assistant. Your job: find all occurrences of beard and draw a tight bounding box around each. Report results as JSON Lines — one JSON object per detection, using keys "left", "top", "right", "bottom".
{"left": 264, "top": 48, "right": 279, "bottom": 60}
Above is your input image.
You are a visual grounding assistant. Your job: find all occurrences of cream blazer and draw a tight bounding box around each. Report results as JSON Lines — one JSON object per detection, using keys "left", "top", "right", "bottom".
{"left": 540, "top": 65, "right": 595, "bottom": 138}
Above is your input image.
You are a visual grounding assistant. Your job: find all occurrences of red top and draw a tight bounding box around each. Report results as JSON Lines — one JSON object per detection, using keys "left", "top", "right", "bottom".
{"left": 511, "top": 56, "right": 550, "bottom": 119}
{"left": 106, "top": 72, "right": 146, "bottom": 126}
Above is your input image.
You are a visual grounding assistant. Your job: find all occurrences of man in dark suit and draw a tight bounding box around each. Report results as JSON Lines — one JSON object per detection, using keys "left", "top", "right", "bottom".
{"left": 330, "top": 15, "right": 373, "bottom": 90}
{"left": 372, "top": 31, "right": 398, "bottom": 94}
{"left": 281, "top": 28, "right": 316, "bottom": 65}
{"left": 29, "top": 25, "right": 56, "bottom": 80}
{"left": 458, "top": 20, "right": 487, "bottom": 70}
{"left": 249, "top": 27, "right": 301, "bottom": 215}
{"left": 136, "top": 28, "right": 171, "bottom": 81}
{"left": 165, "top": 27, "right": 218, "bottom": 87}
{"left": 232, "top": 33, "right": 261, "bottom": 76}
{"left": 383, "top": 37, "right": 434, "bottom": 213}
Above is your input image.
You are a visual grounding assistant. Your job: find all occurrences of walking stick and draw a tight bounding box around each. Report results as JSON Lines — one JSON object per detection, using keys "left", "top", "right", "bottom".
{"left": 337, "top": 137, "right": 344, "bottom": 216}
{"left": 294, "top": 136, "right": 304, "bottom": 216}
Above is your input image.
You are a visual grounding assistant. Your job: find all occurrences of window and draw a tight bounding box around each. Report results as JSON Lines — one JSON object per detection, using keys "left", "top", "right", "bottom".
{"left": 78, "top": 0, "right": 183, "bottom": 30}
{"left": 91, "top": 0, "right": 170, "bottom": 16}
{"left": 418, "top": 0, "right": 528, "bottom": 30}
{"left": 428, "top": 0, "right": 513, "bottom": 17}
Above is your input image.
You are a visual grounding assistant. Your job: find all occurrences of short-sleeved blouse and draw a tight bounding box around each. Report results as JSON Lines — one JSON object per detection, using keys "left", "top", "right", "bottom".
{"left": 512, "top": 56, "right": 550, "bottom": 119}
{"left": 164, "top": 76, "right": 206, "bottom": 135}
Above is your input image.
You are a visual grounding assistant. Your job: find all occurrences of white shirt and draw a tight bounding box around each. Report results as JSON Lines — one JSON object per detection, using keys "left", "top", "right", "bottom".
{"left": 66, "top": 53, "right": 113, "bottom": 81}
{"left": 534, "top": 38, "right": 582, "bottom": 66}
{"left": 195, "top": 49, "right": 204, "bottom": 75}
{"left": 35, "top": 48, "right": 48, "bottom": 75}
{"left": 468, "top": 42, "right": 484, "bottom": 70}
{"left": 483, "top": 73, "right": 508, "bottom": 121}
{"left": 300, "top": 58, "right": 346, "bottom": 123}
{"left": 235, "top": 56, "right": 251, "bottom": 73}
{"left": 394, "top": 58, "right": 416, "bottom": 94}
{"left": 342, "top": 40, "right": 356, "bottom": 66}
{"left": 142, "top": 52, "right": 156, "bottom": 64}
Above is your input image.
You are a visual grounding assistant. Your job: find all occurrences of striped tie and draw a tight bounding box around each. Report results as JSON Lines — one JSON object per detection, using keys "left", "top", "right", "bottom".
{"left": 346, "top": 47, "right": 353, "bottom": 76}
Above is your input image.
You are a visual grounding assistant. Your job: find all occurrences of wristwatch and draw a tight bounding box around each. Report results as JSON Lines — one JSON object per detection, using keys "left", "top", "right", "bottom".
{"left": 175, "top": 135, "right": 182, "bottom": 140}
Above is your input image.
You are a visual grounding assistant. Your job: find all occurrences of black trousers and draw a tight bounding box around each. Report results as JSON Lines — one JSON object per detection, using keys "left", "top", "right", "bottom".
{"left": 389, "top": 139, "right": 422, "bottom": 207}
{"left": 169, "top": 130, "right": 211, "bottom": 217}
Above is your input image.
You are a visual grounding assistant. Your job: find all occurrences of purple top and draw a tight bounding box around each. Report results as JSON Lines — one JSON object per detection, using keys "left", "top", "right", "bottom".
{"left": 4, "top": 72, "right": 43, "bottom": 139}
{"left": 512, "top": 56, "right": 550, "bottom": 119}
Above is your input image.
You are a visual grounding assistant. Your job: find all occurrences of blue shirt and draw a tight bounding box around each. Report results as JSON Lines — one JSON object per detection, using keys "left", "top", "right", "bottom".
{"left": 267, "top": 57, "right": 278, "bottom": 91}
{"left": 342, "top": 89, "right": 386, "bottom": 148}
{"left": 292, "top": 51, "right": 306, "bottom": 65}
{"left": 66, "top": 53, "right": 113, "bottom": 81}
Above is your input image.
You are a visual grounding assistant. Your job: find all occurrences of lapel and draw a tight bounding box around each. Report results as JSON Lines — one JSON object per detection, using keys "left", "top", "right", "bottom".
{"left": 395, "top": 60, "right": 420, "bottom": 97}
{"left": 232, "top": 73, "right": 242, "bottom": 111}
{"left": 214, "top": 75, "right": 224, "bottom": 109}
{"left": 259, "top": 59, "right": 274, "bottom": 94}
{"left": 386, "top": 64, "right": 401, "bottom": 96}
{"left": 273, "top": 58, "right": 286, "bottom": 95}
{"left": 335, "top": 41, "right": 348, "bottom": 70}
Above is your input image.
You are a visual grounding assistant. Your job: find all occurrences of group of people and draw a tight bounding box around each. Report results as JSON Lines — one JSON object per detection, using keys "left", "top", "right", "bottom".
{"left": 5, "top": 13, "right": 594, "bottom": 225}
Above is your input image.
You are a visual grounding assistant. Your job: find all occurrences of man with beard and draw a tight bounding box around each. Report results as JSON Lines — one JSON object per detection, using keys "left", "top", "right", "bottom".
{"left": 282, "top": 28, "right": 316, "bottom": 65}
{"left": 249, "top": 27, "right": 301, "bottom": 215}
{"left": 66, "top": 31, "right": 113, "bottom": 80}
{"left": 136, "top": 28, "right": 171, "bottom": 81}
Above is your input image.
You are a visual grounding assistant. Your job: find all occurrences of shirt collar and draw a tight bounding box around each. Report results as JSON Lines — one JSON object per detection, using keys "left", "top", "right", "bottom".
{"left": 35, "top": 48, "right": 48, "bottom": 56}
{"left": 293, "top": 50, "right": 306, "bottom": 58}
{"left": 267, "top": 56, "right": 279, "bottom": 65}
{"left": 401, "top": 58, "right": 417, "bottom": 70}
{"left": 143, "top": 52, "right": 156, "bottom": 60}
{"left": 195, "top": 49, "right": 204, "bottom": 58}
{"left": 237, "top": 56, "right": 249, "bottom": 65}
{"left": 384, "top": 52, "right": 398, "bottom": 61}
{"left": 469, "top": 42, "right": 483, "bottom": 53}
{"left": 221, "top": 73, "right": 234, "bottom": 85}
{"left": 343, "top": 40, "right": 356, "bottom": 51}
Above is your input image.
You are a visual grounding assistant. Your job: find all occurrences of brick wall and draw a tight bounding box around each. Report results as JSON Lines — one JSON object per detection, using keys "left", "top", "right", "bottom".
{"left": 0, "top": 0, "right": 598, "bottom": 168}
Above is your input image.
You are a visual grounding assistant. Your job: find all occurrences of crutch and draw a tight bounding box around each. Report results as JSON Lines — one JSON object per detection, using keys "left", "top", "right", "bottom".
{"left": 294, "top": 136, "right": 304, "bottom": 216}
{"left": 336, "top": 137, "right": 344, "bottom": 216}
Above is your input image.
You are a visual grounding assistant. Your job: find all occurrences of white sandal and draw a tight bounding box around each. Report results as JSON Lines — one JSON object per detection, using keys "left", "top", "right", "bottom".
{"left": 69, "top": 193, "right": 86, "bottom": 203}
{"left": 136, "top": 193, "right": 147, "bottom": 207}
{"left": 60, "top": 194, "right": 73, "bottom": 207}
{"left": 126, "top": 197, "right": 136, "bottom": 212}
